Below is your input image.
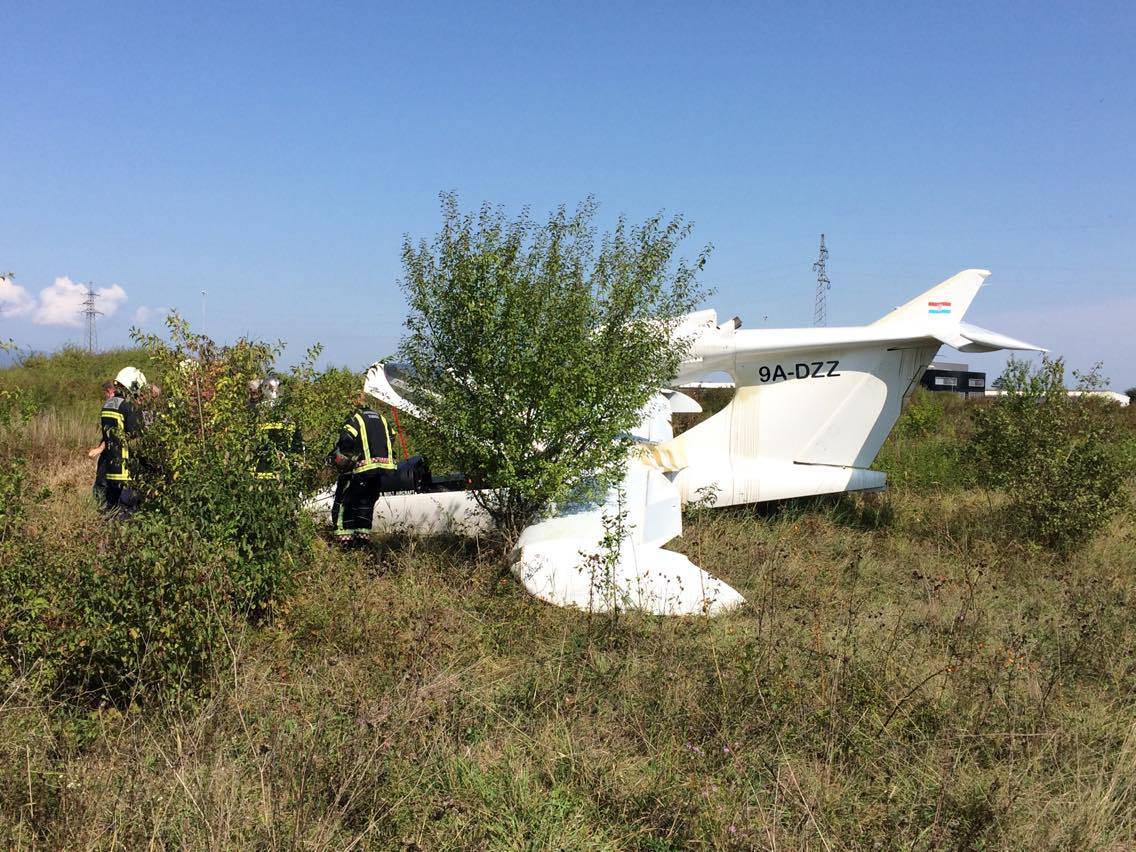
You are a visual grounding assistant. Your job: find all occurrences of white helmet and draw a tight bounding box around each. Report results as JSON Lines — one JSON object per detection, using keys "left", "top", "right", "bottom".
{"left": 115, "top": 366, "right": 148, "bottom": 393}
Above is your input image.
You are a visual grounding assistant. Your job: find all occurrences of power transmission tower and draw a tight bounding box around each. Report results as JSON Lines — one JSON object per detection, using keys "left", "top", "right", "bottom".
{"left": 81, "top": 283, "right": 103, "bottom": 353}
{"left": 811, "top": 234, "right": 831, "bottom": 327}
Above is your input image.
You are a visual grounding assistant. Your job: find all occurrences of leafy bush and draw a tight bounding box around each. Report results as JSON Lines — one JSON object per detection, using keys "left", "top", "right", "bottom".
{"left": 0, "top": 342, "right": 37, "bottom": 433}
{"left": 874, "top": 389, "right": 972, "bottom": 490}
{"left": 0, "top": 322, "right": 359, "bottom": 708}
{"left": 399, "top": 194, "right": 708, "bottom": 535}
{"left": 0, "top": 513, "right": 223, "bottom": 706}
{"left": 280, "top": 357, "right": 362, "bottom": 493}
{"left": 130, "top": 319, "right": 344, "bottom": 617}
{"left": 1, "top": 344, "right": 154, "bottom": 416}
{"left": 973, "top": 356, "right": 1131, "bottom": 551}
{"left": 897, "top": 388, "right": 945, "bottom": 438}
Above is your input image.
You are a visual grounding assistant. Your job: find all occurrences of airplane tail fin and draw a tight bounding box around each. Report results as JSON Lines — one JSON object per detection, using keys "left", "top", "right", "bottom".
{"left": 871, "top": 268, "right": 990, "bottom": 328}
{"left": 871, "top": 268, "right": 1045, "bottom": 353}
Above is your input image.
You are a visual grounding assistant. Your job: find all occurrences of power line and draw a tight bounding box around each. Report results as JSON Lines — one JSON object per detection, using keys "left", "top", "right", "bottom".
{"left": 812, "top": 234, "right": 831, "bottom": 327}
{"left": 80, "top": 283, "right": 103, "bottom": 353}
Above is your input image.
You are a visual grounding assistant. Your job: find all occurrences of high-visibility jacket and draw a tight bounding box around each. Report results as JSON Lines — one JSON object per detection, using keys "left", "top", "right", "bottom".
{"left": 333, "top": 407, "right": 397, "bottom": 473}
{"left": 100, "top": 395, "right": 142, "bottom": 482}
{"left": 252, "top": 417, "right": 304, "bottom": 479}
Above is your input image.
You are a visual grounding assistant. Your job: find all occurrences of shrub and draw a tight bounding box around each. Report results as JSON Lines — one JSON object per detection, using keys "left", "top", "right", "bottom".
{"left": 1, "top": 344, "right": 154, "bottom": 416}
{"left": 0, "top": 321, "right": 360, "bottom": 709}
{"left": 130, "top": 318, "right": 343, "bottom": 617}
{"left": 280, "top": 354, "right": 362, "bottom": 493}
{"left": 399, "top": 193, "right": 709, "bottom": 535}
{"left": 972, "top": 356, "right": 1131, "bottom": 551}
{"left": 0, "top": 512, "right": 224, "bottom": 706}
{"left": 874, "top": 389, "right": 972, "bottom": 490}
{"left": 0, "top": 342, "right": 36, "bottom": 435}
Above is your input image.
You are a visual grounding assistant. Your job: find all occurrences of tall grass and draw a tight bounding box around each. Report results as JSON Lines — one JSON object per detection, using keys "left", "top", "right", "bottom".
{"left": 0, "top": 346, "right": 152, "bottom": 415}
{"left": 2, "top": 354, "right": 1135, "bottom": 848}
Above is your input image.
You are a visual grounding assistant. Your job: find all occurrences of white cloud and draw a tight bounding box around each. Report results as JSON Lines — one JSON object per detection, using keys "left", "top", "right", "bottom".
{"left": 0, "top": 275, "right": 33, "bottom": 318}
{"left": 28, "top": 277, "right": 128, "bottom": 327}
{"left": 131, "top": 305, "right": 170, "bottom": 326}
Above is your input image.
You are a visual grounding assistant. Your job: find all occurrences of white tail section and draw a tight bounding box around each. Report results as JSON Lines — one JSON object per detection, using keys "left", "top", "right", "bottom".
{"left": 652, "top": 341, "right": 939, "bottom": 506}
{"left": 872, "top": 268, "right": 990, "bottom": 328}
{"left": 648, "top": 268, "right": 1044, "bottom": 508}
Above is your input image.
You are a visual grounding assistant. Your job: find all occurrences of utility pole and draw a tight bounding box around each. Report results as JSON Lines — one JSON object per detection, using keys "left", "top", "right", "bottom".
{"left": 812, "top": 234, "right": 831, "bottom": 327}
{"left": 81, "top": 283, "right": 103, "bottom": 353}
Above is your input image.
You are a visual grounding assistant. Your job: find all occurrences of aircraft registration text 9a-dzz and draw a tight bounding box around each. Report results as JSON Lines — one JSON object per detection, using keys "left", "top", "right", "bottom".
{"left": 757, "top": 360, "right": 841, "bottom": 383}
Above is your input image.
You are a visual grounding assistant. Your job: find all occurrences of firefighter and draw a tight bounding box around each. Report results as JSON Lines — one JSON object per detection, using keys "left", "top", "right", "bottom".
{"left": 87, "top": 369, "right": 144, "bottom": 513}
{"left": 249, "top": 376, "right": 303, "bottom": 481}
{"left": 328, "top": 390, "right": 397, "bottom": 541}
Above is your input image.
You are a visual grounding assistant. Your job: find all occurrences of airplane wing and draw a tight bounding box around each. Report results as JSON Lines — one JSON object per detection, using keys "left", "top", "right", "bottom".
{"left": 510, "top": 393, "right": 745, "bottom": 615}
{"left": 363, "top": 361, "right": 424, "bottom": 416}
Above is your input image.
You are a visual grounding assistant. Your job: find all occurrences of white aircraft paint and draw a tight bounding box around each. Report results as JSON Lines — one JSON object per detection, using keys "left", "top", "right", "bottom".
{"left": 335, "top": 269, "right": 1042, "bottom": 616}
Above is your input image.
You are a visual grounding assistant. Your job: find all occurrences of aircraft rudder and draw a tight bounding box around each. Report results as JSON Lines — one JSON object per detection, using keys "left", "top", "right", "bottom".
{"left": 872, "top": 269, "right": 991, "bottom": 327}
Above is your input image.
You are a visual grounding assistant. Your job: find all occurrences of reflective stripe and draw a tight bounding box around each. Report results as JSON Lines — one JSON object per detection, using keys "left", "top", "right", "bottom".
{"left": 259, "top": 421, "right": 287, "bottom": 431}
{"left": 344, "top": 423, "right": 358, "bottom": 437}
{"left": 355, "top": 411, "right": 397, "bottom": 471}
{"left": 101, "top": 410, "right": 131, "bottom": 481}
{"left": 355, "top": 458, "right": 393, "bottom": 473}
{"left": 356, "top": 413, "right": 370, "bottom": 461}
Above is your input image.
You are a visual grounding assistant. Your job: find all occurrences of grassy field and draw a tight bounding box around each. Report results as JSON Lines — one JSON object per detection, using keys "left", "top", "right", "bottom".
{"left": 2, "top": 353, "right": 1135, "bottom": 849}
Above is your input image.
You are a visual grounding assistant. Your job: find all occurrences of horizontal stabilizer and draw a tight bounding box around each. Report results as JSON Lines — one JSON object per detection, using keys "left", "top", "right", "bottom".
{"left": 938, "top": 322, "right": 1046, "bottom": 353}
{"left": 662, "top": 389, "right": 702, "bottom": 414}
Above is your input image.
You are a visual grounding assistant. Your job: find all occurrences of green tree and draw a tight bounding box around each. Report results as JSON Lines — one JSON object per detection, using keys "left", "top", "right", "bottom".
{"left": 973, "top": 356, "right": 1130, "bottom": 552}
{"left": 399, "top": 194, "right": 709, "bottom": 536}
{"left": 131, "top": 317, "right": 343, "bottom": 617}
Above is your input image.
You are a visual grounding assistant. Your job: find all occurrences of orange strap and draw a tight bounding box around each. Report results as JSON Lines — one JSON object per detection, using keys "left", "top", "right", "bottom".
{"left": 390, "top": 406, "right": 409, "bottom": 460}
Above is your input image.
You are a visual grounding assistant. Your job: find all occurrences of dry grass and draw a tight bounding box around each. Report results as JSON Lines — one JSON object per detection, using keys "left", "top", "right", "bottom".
{"left": 2, "top": 366, "right": 1135, "bottom": 848}
{"left": 3, "top": 482, "right": 1135, "bottom": 849}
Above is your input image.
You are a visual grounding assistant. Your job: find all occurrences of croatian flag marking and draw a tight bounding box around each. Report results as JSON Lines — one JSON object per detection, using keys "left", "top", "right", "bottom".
{"left": 928, "top": 300, "right": 952, "bottom": 315}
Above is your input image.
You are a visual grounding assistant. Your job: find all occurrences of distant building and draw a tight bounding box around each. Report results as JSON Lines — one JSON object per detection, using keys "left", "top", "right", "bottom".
{"left": 920, "top": 362, "right": 986, "bottom": 396}
{"left": 984, "top": 388, "right": 1130, "bottom": 407}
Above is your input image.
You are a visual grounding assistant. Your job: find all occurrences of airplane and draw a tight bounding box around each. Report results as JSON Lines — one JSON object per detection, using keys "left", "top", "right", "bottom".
{"left": 336, "top": 269, "right": 1043, "bottom": 616}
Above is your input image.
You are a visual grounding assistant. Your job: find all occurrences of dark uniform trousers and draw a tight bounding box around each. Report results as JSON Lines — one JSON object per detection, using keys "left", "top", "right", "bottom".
{"left": 331, "top": 469, "right": 387, "bottom": 536}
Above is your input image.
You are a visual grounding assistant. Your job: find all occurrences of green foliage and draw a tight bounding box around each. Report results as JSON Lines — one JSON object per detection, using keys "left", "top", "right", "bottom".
{"left": 0, "top": 321, "right": 362, "bottom": 709}
{"left": 897, "top": 387, "right": 944, "bottom": 438}
{"left": 130, "top": 317, "right": 337, "bottom": 617}
{"left": 0, "top": 344, "right": 154, "bottom": 417}
{"left": 874, "top": 389, "right": 972, "bottom": 490}
{"left": 399, "top": 194, "right": 709, "bottom": 534}
{"left": 0, "top": 512, "right": 223, "bottom": 706}
{"left": 0, "top": 341, "right": 37, "bottom": 433}
{"left": 973, "top": 356, "right": 1131, "bottom": 551}
{"left": 0, "top": 458, "right": 30, "bottom": 545}
{"left": 279, "top": 352, "right": 362, "bottom": 492}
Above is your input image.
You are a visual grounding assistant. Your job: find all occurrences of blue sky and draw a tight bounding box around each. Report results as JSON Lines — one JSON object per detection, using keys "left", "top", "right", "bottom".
{"left": 2, "top": 1, "right": 1133, "bottom": 388}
